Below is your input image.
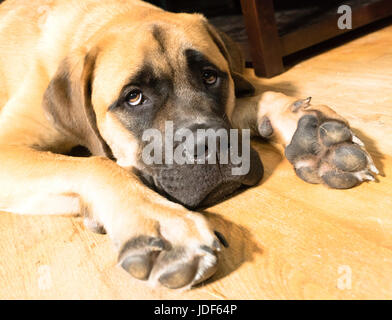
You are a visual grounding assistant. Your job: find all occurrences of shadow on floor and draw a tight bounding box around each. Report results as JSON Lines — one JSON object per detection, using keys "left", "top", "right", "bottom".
{"left": 194, "top": 210, "right": 263, "bottom": 288}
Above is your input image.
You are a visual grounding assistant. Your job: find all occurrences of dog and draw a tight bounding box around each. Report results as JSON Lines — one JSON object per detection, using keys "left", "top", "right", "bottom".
{"left": 0, "top": 0, "right": 379, "bottom": 289}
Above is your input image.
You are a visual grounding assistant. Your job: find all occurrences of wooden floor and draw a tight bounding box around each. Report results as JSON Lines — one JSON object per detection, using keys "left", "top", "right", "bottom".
{"left": 1, "top": 22, "right": 392, "bottom": 300}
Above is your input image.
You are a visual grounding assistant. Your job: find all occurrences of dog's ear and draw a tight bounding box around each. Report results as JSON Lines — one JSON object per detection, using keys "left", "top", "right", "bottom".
{"left": 206, "top": 23, "right": 255, "bottom": 97}
{"left": 43, "top": 48, "right": 112, "bottom": 157}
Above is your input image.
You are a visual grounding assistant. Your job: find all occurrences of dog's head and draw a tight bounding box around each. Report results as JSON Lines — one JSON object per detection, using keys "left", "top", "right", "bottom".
{"left": 43, "top": 12, "right": 263, "bottom": 208}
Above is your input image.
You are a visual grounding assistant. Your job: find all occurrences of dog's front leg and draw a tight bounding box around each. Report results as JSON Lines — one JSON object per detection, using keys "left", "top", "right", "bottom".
{"left": 0, "top": 145, "right": 221, "bottom": 289}
{"left": 232, "top": 91, "right": 379, "bottom": 188}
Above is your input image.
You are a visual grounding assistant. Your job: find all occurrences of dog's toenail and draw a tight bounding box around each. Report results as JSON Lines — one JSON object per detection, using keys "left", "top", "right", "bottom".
{"left": 214, "top": 231, "right": 229, "bottom": 248}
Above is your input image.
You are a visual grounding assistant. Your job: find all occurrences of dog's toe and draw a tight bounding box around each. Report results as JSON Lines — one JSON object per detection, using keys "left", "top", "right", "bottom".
{"left": 158, "top": 257, "right": 199, "bottom": 289}
{"left": 150, "top": 244, "right": 219, "bottom": 289}
{"left": 118, "top": 235, "right": 166, "bottom": 280}
{"left": 319, "top": 121, "right": 352, "bottom": 147}
{"left": 331, "top": 144, "right": 368, "bottom": 172}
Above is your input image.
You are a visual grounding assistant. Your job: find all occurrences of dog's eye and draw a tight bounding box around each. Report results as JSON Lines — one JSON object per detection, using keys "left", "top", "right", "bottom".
{"left": 126, "top": 90, "right": 143, "bottom": 106}
{"left": 202, "top": 69, "right": 218, "bottom": 85}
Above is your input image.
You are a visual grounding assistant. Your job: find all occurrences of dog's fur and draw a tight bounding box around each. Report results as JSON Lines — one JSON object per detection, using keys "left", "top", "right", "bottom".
{"left": 0, "top": 0, "right": 378, "bottom": 289}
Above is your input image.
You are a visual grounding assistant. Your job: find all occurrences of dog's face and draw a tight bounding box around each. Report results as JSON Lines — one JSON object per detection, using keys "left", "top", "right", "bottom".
{"left": 44, "top": 13, "right": 263, "bottom": 208}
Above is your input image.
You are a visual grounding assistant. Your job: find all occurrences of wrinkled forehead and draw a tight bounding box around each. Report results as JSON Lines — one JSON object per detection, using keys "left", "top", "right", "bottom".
{"left": 92, "top": 20, "right": 229, "bottom": 108}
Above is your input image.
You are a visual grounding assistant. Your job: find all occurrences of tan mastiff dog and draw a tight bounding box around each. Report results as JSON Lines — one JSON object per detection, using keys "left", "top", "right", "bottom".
{"left": 0, "top": 0, "right": 378, "bottom": 289}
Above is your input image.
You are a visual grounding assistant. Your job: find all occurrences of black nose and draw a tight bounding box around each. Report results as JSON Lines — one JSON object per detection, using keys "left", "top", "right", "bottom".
{"left": 150, "top": 121, "right": 263, "bottom": 209}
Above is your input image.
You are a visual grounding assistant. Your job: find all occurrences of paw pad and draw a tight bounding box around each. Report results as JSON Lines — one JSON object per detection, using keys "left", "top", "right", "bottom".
{"left": 285, "top": 115, "right": 320, "bottom": 163}
{"left": 286, "top": 116, "right": 378, "bottom": 189}
{"left": 158, "top": 257, "right": 199, "bottom": 289}
{"left": 118, "top": 236, "right": 165, "bottom": 280}
{"left": 319, "top": 121, "right": 352, "bottom": 147}
{"left": 121, "top": 254, "right": 157, "bottom": 280}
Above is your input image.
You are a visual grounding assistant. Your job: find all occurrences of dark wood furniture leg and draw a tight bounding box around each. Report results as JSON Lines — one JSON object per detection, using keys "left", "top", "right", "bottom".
{"left": 240, "top": 0, "right": 284, "bottom": 78}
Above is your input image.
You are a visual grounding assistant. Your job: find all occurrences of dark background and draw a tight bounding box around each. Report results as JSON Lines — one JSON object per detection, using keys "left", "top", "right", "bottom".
{"left": 146, "top": 0, "right": 347, "bottom": 17}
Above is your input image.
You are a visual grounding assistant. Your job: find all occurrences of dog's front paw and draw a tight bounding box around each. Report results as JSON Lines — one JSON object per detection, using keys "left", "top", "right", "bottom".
{"left": 117, "top": 212, "right": 221, "bottom": 290}
{"left": 285, "top": 112, "right": 379, "bottom": 188}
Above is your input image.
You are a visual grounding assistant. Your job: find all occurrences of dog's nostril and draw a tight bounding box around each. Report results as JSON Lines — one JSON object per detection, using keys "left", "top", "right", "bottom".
{"left": 194, "top": 142, "right": 209, "bottom": 160}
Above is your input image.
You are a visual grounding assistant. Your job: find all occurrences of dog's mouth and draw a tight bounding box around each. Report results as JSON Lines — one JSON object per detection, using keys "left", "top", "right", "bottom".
{"left": 67, "top": 144, "right": 264, "bottom": 209}
{"left": 196, "top": 180, "right": 246, "bottom": 208}
{"left": 135, "top": 147, "right": 263, "bottom": 209}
